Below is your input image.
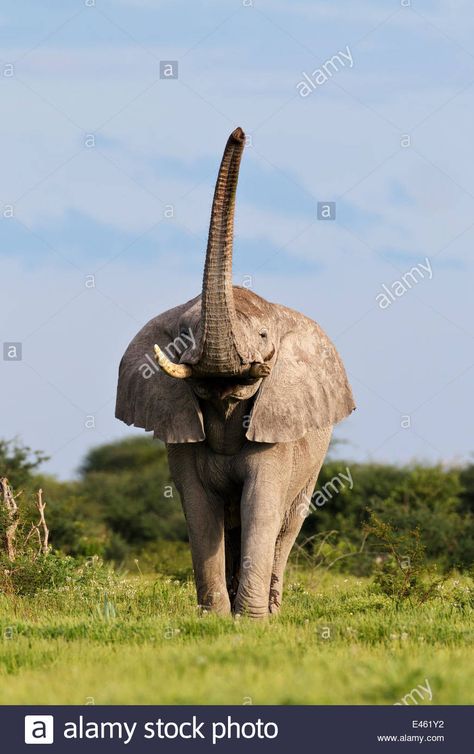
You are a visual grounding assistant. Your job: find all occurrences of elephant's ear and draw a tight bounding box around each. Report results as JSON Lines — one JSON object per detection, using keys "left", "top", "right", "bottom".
{"left": 246, "top": 311, "right": 355, "bottom": 443}
{"left": 115, "top": 299, "right": 205, "bottom": 443}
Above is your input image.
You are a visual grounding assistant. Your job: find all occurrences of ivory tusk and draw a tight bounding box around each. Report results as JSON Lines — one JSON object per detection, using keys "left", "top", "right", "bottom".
{"left": 264, "top": 344, "right": 276, "bottom": 362}
{"left": 153, "top": 345, "right": 193, "bottom": 379}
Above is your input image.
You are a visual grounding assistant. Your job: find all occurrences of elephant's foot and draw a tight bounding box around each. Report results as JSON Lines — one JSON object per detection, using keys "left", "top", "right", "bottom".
{"left": 233, "top": 596, "right": 280, "bottom": 618}
{"left": 197, "top": 585, "right": 231, "bottom": 615}
{"left": 200, "top": 603, "right": 231, "bottom": 616}
{"left": 233, "top": 594, "right": 270, "bottom": 619}
{"left": 233, "top": 573, "right": 277, "bottom": 618}
{"left": 234, "top": 607, "right": 269, "bottom": 619}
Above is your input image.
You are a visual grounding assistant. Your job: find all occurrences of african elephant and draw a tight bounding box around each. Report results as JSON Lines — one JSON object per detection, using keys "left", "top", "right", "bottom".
{"left": 115, "top": 127, "right": 355, "bottom": 617}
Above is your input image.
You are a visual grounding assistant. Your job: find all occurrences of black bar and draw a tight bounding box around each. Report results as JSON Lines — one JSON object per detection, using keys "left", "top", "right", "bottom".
{"left": 4, "top": 705, "right": 472, "bottom": 753}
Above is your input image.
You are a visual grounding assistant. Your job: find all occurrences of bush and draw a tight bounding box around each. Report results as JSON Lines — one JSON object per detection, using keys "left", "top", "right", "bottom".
{"left": 78, "top": 437, "right": 187, "bottom": 557}
{"left": 0, "top": 439, "right": 47, "bottom": 489}
{"left": 130, "top": 541, "right": 193, "bottom": 579}
{"left": 25, "top": 438, "right": 187, "bottom": 561}
{"left": 80, "top": 436, "right": 167, "bottom": 475}
{"left": 0, "top": 551, "right": 114, "bottom": 597}
{"left": 301, "top": 462, "right": 474, "bottom": 573}
{"left": 32, "top": 476, "right": 109, "bottom": 557}
{"left": 0, "top": 476, "right": 115, "bottom": 596}
{"left": 363, "top": 513, "right": 444, "bottom": 603}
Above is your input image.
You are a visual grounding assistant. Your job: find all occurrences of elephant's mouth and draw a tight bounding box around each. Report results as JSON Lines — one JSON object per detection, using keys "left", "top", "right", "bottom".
{"left": 153, "top": 343, "right": 275, "bottom": 385}
{"left": 191, "top": 375, "right": 262, "bottom": 401}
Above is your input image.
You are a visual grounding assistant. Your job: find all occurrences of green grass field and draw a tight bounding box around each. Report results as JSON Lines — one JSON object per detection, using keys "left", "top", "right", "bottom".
{"left": 0, "top": 570, "right": 472, "bottom": 705}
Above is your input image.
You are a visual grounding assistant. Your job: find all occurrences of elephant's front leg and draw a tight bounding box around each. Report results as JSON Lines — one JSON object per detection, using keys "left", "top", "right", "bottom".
{"left": 234, "top": 454, "right": 290, "bottom": 618}
{"left": 167, "top": 446, "right": 230, "bottom": 615}
{"left": 186, "top": 493, "right": 230, "bottom": 615}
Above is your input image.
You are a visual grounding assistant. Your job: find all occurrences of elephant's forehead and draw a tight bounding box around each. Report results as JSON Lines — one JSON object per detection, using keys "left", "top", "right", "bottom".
{"left": 233, "top": 287, "right": 272, "bottom": 318}
{"left": 182, "top": 288, "right": 272, "bottom": 321}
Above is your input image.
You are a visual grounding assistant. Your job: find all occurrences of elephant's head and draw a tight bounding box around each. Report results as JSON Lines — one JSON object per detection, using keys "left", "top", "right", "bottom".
{"left": 116, "top": 128, "right": 355, "bottom": 443}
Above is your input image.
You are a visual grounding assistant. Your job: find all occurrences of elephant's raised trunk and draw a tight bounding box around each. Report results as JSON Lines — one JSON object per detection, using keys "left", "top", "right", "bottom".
{"left": 194, "top": 126, "right": 248, "bottom": 375}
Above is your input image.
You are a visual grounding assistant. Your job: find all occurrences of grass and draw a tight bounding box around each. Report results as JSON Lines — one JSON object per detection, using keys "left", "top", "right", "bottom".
{"left": 0, "top": 569, "right": 473, "bottom": 705}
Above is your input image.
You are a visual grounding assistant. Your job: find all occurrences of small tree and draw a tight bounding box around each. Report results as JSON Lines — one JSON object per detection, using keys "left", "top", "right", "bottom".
{"left": 0, "top": 439, "right": 48, "bottom": 488}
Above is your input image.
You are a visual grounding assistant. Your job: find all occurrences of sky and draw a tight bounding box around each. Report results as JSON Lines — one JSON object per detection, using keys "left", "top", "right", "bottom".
{"left": 2, "top": 0, "right": 474, "bottom": 478}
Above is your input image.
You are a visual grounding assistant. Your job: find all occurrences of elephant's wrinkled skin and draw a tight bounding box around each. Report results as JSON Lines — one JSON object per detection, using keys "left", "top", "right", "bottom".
{"left": 116, "top": 128, "right": 355, "bottom": 617}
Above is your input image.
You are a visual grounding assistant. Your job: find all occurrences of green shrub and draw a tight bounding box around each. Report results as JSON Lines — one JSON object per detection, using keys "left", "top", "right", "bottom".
{"left": 302, "top": 462, "right": 474, "bottom": 573}
{"left": 0, "top": 551, "right": 113, "bottom": 597}
{"left": 0, "top": 439, "right": 47, "bottom": 489}
{"left": 364, "top": 513, "right": 445, "bottom": 603}
{"left": 0, "top": 476, "right": 116, "bottom": 597}
{"left": 130, "top": 541, "right": 193, "bottom": 579}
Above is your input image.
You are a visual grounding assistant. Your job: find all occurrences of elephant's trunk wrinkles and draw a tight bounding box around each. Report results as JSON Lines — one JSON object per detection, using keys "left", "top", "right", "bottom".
{"left": 194, "top": 126, "right": 248, "bottom": 375}
{"left": 154, "top": 128, "right": 263, "bottom": 382}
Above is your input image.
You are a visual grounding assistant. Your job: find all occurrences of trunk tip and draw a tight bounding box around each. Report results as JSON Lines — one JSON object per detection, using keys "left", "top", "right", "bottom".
{"left": 231, "top": 126, "right": 246, "bottom": 143}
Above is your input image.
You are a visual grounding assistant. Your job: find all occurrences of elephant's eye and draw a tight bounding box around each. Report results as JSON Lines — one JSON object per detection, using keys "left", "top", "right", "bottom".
{"left": 259, "top": 329, "right": 268, "bottom": 338}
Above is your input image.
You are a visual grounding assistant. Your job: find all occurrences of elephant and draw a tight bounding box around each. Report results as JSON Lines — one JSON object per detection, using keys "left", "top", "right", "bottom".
{"left": 115, "top": 127, "right": 355, "bottom": 618}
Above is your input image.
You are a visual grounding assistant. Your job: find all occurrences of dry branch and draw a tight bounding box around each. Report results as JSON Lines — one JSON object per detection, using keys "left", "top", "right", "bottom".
{"left": 36, "top": 488, "right": 49, "bottom": 554}
{"left": 25, "top": 489, "right": 50, "bottom": 556}
{"left": 2, "top": 478, "right": 51, "bottom": 561}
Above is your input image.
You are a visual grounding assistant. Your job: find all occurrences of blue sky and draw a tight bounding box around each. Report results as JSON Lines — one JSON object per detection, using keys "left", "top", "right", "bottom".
{"left": 2, "top": 0, "right": 474, "bottom": 477}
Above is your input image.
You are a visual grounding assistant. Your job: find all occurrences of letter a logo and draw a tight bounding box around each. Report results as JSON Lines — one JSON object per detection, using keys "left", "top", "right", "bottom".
{"left": 24, "top": 715, "right": 54, "bottom": 744}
